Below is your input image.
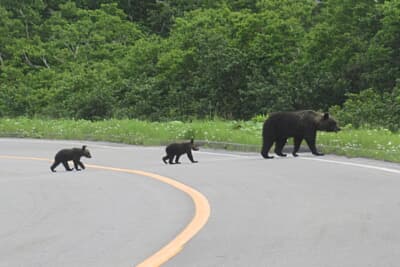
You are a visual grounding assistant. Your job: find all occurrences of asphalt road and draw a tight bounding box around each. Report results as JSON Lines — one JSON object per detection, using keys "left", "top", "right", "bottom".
{"left": 1, "top": 138, "right": 400, "bottom": 267}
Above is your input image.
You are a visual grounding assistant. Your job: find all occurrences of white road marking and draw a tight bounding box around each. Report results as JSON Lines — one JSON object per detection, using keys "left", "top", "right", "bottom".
{"left": 197, "top": 150, "right": 400, "bottom": 174}
{"left": 2, "top": 138, "right": 399, "bottom": 174}
{"left": 299, "top": 157, "right": 400, "bottom": 175}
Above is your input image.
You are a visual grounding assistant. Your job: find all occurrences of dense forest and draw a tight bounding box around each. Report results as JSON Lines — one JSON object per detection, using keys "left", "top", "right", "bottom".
{"left": 0, "top": 0, "right": 399, "bottom": 129}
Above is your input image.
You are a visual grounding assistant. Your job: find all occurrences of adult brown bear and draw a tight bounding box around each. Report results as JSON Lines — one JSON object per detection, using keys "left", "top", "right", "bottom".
{"left": 261, "top": 110, "right": 340, "bottom": 159}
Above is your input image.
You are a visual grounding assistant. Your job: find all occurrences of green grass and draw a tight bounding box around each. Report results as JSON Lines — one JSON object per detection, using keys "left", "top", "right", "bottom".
{"left": 318, "top": 127, "right": 400, "bottom": 162}
{"left": 1, "top": 117, "right": 400, "bottom": 163}
{"left": 0, "top": 118, "right": 262, "bottom": 146}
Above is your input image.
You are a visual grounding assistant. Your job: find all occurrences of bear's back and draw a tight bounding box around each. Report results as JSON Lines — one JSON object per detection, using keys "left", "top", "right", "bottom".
{"left": 166, "top": 142, "right": 189, "bottom": 155}
{"left": 264, "top": 110, "right": 321, "bottom": 137}
{"left": 267, "top": 111, "right": 303, "bottom": 129}
{"left": 55, "top": 148, "right": 82, "bottom": 161}
{"left": 269, "top": 110, "right": 319, "bottom": 124}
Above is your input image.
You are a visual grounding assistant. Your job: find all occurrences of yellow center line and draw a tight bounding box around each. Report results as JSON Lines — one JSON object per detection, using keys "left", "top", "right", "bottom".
{"left": 0, "top": 155, "right": 211, "bottom": 267}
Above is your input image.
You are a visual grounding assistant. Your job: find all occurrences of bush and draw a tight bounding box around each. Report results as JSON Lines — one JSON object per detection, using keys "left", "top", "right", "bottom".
{"left": 332, "top": 82, "right": 400, "bottom": 131}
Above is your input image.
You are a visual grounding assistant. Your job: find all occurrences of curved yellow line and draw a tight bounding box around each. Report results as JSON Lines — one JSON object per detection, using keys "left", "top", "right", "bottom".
{"left": 87, "top": 164, "right": 211, "bottom": 267}
{"left": 0, "top": 156, "right": 211, "bottom": 267}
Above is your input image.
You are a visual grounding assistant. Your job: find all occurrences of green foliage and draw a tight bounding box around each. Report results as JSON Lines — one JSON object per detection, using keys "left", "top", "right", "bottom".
{"left": 2, "top": 117, "right": 400, "bottom": 163}
{"left": 331, "top": 88, "right": 387, "bottom": 129}
{"left": 0, "top": 0, "right": 399, "bottom": 128}
{"left": 332, "top": 81, "right": 400, "bottom": 131}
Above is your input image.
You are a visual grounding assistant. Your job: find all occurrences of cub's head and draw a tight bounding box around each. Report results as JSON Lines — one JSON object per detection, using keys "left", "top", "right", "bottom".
{"left": 189, "top": 139, "right": 199, "bottom": 151}
{"left": 81, "top": 145, "right": 92, "bottom": 158}
{"left": 317, "top": 113, "right": 341, "bottom": 132}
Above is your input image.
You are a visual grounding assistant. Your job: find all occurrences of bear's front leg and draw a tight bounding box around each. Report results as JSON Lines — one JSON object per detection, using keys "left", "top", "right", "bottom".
{"left": 187, "top": 151, "right": 198, "bottom": 163}
{"left": 305, "top": 137, "right": 324, "bottom": 156}
{"left": 73, "top": 160, "right": 81, "bottom": 171}
{"left": 274, "top": 138, "right": 287, "bottom": 157}
{"left": 77, "top": 161, "right": 85, "bottom": 170}
{"left": 169, "top": 155, "right": 176, "bottom": 164}
{"left": 62, "top": 161, "right": 73, "bottom": 171}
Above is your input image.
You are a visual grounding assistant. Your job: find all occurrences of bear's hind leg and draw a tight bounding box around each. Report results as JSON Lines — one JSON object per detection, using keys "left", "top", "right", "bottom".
{"left": 261, "top": 140, "right": 274, "bottom": 159}
{"left": 274, "top": 138, "right": 287, "bottom": 157}
{"left": 175, "top": 154, "right": 181, "bottom": 164}
{"left": 292, "top": 136, "right": 303, "bottom": 157}
{"left": 162, "top": 155, "right": 169, "bottom": 164}
{"left": 50, "top": 161, "right": 59, "bottom": 172}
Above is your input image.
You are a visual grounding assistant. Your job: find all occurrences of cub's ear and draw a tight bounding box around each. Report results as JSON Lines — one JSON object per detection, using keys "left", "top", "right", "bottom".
{"left": 323, "top": 113, "right": 329, "bottom": 120}
{"left": 190, "top": 138, "right": 194, "bottom": 144}
{"left": 82, "top": 145, "right": 87, "bottom": 150}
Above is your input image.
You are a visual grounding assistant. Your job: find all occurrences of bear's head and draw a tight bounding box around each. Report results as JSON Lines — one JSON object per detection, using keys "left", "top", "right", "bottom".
{"left": 190, "top": 139, "right": 199, "bottom": 151}
{"left": 82, "top": 145, "right": 92, "bottom": 158}
{"left": 317, "top": 113, "right": 340, "bottom": 132}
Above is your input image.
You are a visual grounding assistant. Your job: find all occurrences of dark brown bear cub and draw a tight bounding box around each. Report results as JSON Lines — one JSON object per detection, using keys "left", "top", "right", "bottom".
{"left": 50, "top": 145, "right": 92, "bottom": 172}
{"left": 261, "top": 110, "right": 340, "bottom": 159}
{"left": 163, "top": 139, "right": 199, "bottom": 164}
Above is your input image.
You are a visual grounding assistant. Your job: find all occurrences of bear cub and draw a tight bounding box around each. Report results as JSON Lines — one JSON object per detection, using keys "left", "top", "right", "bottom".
{"left": 261, "top": 110, "right": 340, "bottom": 159}
{"left": 50, "top": 145, "right": 92, "bottom": 172}
{"left": 163, "top": 139, "right": 199, "bottom": 164}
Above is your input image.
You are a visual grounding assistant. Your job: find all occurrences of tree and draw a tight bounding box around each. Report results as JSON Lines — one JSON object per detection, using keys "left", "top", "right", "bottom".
{"left": 362, "top": 0, "right": 400, "bottom": 93}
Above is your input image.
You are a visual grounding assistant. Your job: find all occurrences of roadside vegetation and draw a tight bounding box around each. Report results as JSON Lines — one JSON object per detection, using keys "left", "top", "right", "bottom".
{"left": 1, "top": 117, "right": 400, "bottom": 163}
{"left": 1, "top": 1, "right": 399, "bottom": 124}
{"left": 1, "top": 1, "right": 400, "bottom": 163}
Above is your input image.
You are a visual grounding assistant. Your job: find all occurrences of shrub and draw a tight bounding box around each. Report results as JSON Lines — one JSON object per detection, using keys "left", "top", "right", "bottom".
{"left": 332, "top": 82, "right": 400, "bottom": 131}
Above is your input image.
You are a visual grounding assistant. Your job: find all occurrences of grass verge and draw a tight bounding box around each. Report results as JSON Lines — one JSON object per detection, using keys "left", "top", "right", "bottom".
{"left": 1, "top": 118, "right": 400, "bottom": 163}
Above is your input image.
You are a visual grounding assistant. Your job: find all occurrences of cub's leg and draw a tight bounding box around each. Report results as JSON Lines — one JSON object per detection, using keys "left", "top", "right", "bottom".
{"left": 162, "top": 155, "right": 169, "bottom": 164}
{"left": 78, "top": 161, "right": 85, "bottom": 170}
{"left": 169, "top": 153, "right": 176, "bottom": 164}
{"left": 62, "top": 161, "right": 73, "bottom": 171}
{"left": 175, "top": 154, "right": 182, "bottom": 164}
{"left": 187, "top": 151, "right": 198, "bottom": 163}
{"left": 50, "top": 161, "right": 60, "bottom": 172}
{"left": 73, "top": 160, "right": 85, "bottom": 170}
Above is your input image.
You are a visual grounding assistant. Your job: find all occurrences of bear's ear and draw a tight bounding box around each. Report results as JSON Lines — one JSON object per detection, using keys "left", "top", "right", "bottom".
{"left": 190, "top": 138, "right": 194, "bottom": 144}
{"left": 323, "top": 113, "right": 329, "bottom": 120}
{"left": 82, "top": 145, "right": 87, "bottom": 150}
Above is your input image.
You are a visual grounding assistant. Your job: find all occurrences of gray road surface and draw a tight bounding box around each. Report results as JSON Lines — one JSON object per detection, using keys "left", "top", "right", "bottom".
{"left": 1, "top": 138, "right": 400, "bottom": 267}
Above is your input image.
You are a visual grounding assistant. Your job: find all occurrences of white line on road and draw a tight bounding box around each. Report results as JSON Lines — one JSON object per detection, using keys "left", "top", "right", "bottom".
{"left": 299, "top": 157, "right": 400, "bottom": 175}
{"left": 197, "top": 150, "right": 400, "bottom": 174}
